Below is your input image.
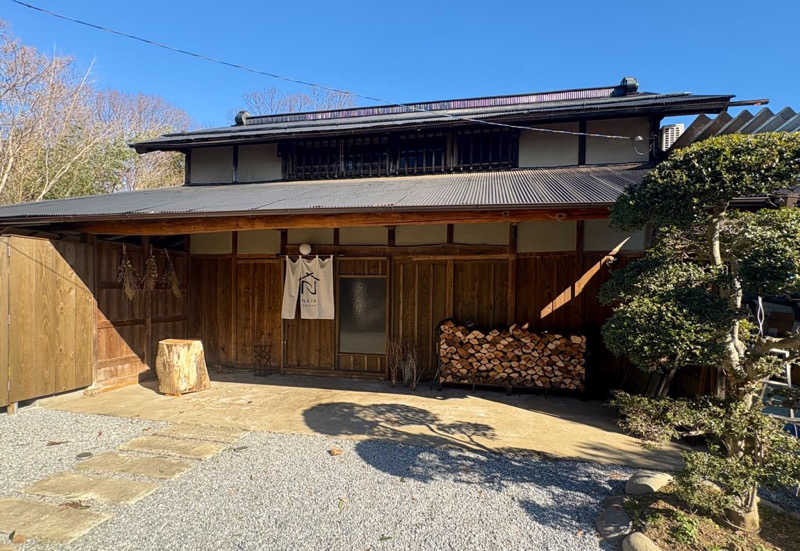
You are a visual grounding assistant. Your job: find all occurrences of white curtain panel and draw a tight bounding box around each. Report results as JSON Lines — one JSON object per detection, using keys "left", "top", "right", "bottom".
{"left": 281, "top": 256, "right": 335, "bottom": 320}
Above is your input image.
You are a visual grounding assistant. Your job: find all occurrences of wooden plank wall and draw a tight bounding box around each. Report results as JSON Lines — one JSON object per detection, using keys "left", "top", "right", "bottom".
{"left": 94, "top": 240, "right": 188, "bottom": 388}
{"left": 185, "top": 244, "right": 710, "bottom": 397}
{"left": 187, "top": 256, "right": 235, "bottom": 366}
{"left": 1, "top": 236, "right": 94, "bottom": 404}
{"left": 234, "top": 260, "right": 282, "bottom": 367}
{"left": 0, "top": 238, "right": 8, "bottom": 407}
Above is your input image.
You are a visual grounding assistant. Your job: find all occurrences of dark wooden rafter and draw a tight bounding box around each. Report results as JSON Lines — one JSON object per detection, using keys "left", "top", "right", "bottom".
{"left": 73, "top": 207, "right": 611, "bottom": 236}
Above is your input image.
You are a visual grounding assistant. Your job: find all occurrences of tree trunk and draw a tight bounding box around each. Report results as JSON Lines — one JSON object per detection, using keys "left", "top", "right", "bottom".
{"left": 725, "top": 487, "right": 760, "bottom": 533}
{"left": 655, "top": 366, "right": 678, "bottom": 397}
{"left": 708, "top": 214, "right": 737, "bottom": 399}
{"left": 154, "top": 339, "right": 210, "bottom": 395}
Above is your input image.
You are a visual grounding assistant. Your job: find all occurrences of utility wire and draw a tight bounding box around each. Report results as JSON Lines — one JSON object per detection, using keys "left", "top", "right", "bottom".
{"left": 11, "top": 0, "right": 644, "bottom": 142}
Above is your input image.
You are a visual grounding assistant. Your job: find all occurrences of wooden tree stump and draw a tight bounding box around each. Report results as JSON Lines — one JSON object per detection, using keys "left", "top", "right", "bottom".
{"left": 154, "top": 339, "right": 211, "bottom": 395}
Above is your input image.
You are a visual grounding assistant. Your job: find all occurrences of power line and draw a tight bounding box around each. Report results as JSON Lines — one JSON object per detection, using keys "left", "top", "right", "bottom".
{"left": 10, "top": 0, "right": 644, "bottom": 142}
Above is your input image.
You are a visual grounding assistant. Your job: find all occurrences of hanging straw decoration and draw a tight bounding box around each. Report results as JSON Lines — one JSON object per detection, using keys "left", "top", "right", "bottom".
{"left": 142, "top": 250, "right": 159, "bottom": 292}
{"left": 163, "top": 249, "right": 183, "bottom": 299}
{"left": 116, "top": 244, "right": 140, "bottom": 301}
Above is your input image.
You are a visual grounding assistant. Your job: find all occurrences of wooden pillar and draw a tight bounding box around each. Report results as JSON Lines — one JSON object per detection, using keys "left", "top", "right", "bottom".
{"left": 184, "top": 150, "right": 192, "bottom": 186}
{"left": 231, "top": 232, "right": 238, "bottom": 366}
{"left": 578, "top": 120, "right": 587, "bottom": 166}
{"left": 86, "top": 234, "right": 98, "bottom": 384}
{"left": 507, "top": 223, "right": 517, "bottom": 324}
{"left": 445, "top": 260, "right": 454, "bottom": 319}
{"left": 142, "top": 237, "right": 152, "bottom": 369}
{"left": 183, "top": 236, "right": 191, "bottom": 339}
{"left": 576, "top": 220, "right": 585, "bottom": 328}
{"left": 279, "top": 230, "right": 287, "bottom": 374}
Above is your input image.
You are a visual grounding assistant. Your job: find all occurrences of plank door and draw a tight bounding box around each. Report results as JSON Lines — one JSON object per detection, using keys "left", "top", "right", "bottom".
{"left": 0, "top": 237, "right": 8, "bottom": 407}
{"left": 235, "top": 259, "right": 282, "bottom": 367}
{"left": 6, "top": 236, "right": 94, "bottom": 403}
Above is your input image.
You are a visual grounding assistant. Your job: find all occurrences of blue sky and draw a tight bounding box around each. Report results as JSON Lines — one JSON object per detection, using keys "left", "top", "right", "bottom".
{"left": 4, "top": 0, "right": 799, "bottom": 129}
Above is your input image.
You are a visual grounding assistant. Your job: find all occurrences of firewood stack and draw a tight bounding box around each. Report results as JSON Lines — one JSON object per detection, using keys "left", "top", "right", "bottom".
{"left": 438, "top": 320, "right": 586, "bottom": 391}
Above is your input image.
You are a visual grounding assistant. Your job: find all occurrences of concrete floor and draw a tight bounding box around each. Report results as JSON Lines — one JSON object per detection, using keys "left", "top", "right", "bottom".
{"left": 40, "top": 372, "right": 682, "bottom": 470}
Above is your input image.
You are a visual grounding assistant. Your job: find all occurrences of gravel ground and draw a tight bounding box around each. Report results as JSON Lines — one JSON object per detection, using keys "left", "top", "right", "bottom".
{"left": 2, "top": 408, "right": 632, "bottom": 551}
{"left": 0, "top": 407, "right": 164, "bottom": 494}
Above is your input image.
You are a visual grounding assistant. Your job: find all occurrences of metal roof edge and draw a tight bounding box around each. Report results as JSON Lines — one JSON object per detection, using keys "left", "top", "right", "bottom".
{"left": 132, "top": 95, "right": 733, "bottom": 153}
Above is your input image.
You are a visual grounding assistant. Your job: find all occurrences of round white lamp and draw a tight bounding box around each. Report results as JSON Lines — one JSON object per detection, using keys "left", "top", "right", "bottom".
{"left": 298, "top": 243, "right": 312, "bottom": 256}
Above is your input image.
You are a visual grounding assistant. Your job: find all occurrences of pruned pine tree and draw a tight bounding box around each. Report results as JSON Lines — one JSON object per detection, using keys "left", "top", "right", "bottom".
{"left": 601, "top": 133, "right": 800, "bottom": 532}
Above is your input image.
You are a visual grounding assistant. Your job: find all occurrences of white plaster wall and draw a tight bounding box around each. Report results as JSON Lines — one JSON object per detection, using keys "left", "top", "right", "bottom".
{"left": 395, "top": 224, "right": 447, "bottom": 245}
{"left": 453, "top": 223, "right": 509, "bottom": 245}
{"left": 517, "top": 221, "right": 576, "bottom": 252}
{"left": 190, "top": 146, "right": 233, "bottom": 184}
{"left": 583, "top": 219, "right": 645, "bottom": 251}
{"left": 237, "top": 229, "right": 281, "bottom": 254}
{"left": 585, "top": 118, "right": 650, "bottom": 165}
{"left": 339, "top": 226, "right": 388, "bottom": 245}
{"left": 287, "top": 228, "right": 334, "bottom": 245}
{"left": 518, "top": 122, "right": 580, "bottom": 168}
{"left": 190, "top": 232, "right": 233, "bottom": 254}
{"left": 238, "top": 143, "right": 282, "bottom": 182}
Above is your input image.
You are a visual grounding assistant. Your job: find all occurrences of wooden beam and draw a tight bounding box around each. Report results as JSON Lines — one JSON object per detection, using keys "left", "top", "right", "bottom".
{"left": 74, "top": 208, "right": 610, "bottom": 236}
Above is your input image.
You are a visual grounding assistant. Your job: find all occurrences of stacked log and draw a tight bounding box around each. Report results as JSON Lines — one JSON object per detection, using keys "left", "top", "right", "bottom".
{"left": 438, "top": 320, "right": 586, "bottom": 391}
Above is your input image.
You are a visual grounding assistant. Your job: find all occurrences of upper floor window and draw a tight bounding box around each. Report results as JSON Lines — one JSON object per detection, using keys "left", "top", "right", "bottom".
{"left": 279, "top": 128, "right": 518, "bottom": 180}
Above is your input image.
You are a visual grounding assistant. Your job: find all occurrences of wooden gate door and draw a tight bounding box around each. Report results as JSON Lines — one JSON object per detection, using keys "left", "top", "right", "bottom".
{"left": 235, "top": 259, "right": 282, "bottom": 368}
{"left": 3, "top": 236, "right": 94, "bottom": 405}
{"left": 1, "top": 237, "right": 9, "bottom": 407}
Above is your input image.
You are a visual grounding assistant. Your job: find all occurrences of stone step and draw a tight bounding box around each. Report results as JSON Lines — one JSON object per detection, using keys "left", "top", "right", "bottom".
{"left": 0, "top": 498, "right": 110, "bottom": 544}
{"left": 154, "top": 423, "right": 245, "bottom": 444}
{"left": 24, "top": 473, "right": 158, "bottom": 505}
{"left": 75, "top": 452, "right": 193, "bottom": 480}
{"left": 119, "top": 435, "right": 225, "bottom": 459}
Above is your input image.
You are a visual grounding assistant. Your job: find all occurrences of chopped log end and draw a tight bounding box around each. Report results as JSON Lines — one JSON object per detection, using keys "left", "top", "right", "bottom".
{"left": 154, "top": 339, "right": 211, "bottom": 395}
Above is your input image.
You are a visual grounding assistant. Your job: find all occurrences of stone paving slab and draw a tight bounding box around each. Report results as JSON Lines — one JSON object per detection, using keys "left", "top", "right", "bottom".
{"left": 24, "top": 473, "right": 158, "bottom": 505}
{"left": 74, "top": 452, "right": 193, "bottom": 480}
{"left": 154, "top": 423, "right": 245, "bottom": 443}
{"left": 119, "top": 435, "right": 225, "bottom": 459}
{"left": 0, "top": 498, "right": 110, "bottom": 543}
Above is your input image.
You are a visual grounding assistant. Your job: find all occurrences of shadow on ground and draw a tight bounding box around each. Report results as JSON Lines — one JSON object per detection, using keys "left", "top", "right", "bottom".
{"left": 304, "top": 401, "right": 627, "bottom": 543}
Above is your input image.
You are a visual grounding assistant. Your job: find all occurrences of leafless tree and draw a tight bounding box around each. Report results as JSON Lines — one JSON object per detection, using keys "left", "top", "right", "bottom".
{"left": 0, "top": 21, "right": 190, "bottom": 205}
{"left": 242, "top": 87, "right": 354, "bottom": 115}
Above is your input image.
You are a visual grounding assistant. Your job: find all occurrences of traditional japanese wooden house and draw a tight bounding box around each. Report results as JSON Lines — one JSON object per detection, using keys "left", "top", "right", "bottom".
{"left": 0, "top": 77, "right": 745, "bottom": 408}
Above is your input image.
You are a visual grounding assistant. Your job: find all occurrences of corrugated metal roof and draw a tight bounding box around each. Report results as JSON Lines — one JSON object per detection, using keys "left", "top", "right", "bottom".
{"left": 0, "top": 164, "right": 648, "bottom": 224}
{"left": 132, "top": 89, "right": 733, "bottom": 152}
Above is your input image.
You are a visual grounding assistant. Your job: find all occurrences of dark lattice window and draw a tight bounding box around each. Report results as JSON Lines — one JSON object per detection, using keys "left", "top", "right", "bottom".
{"left": 279, "top": 128, "right": 517, "bottom": 180}
{"left": 455, "top": 129, "right": 518, "bottom": 170}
